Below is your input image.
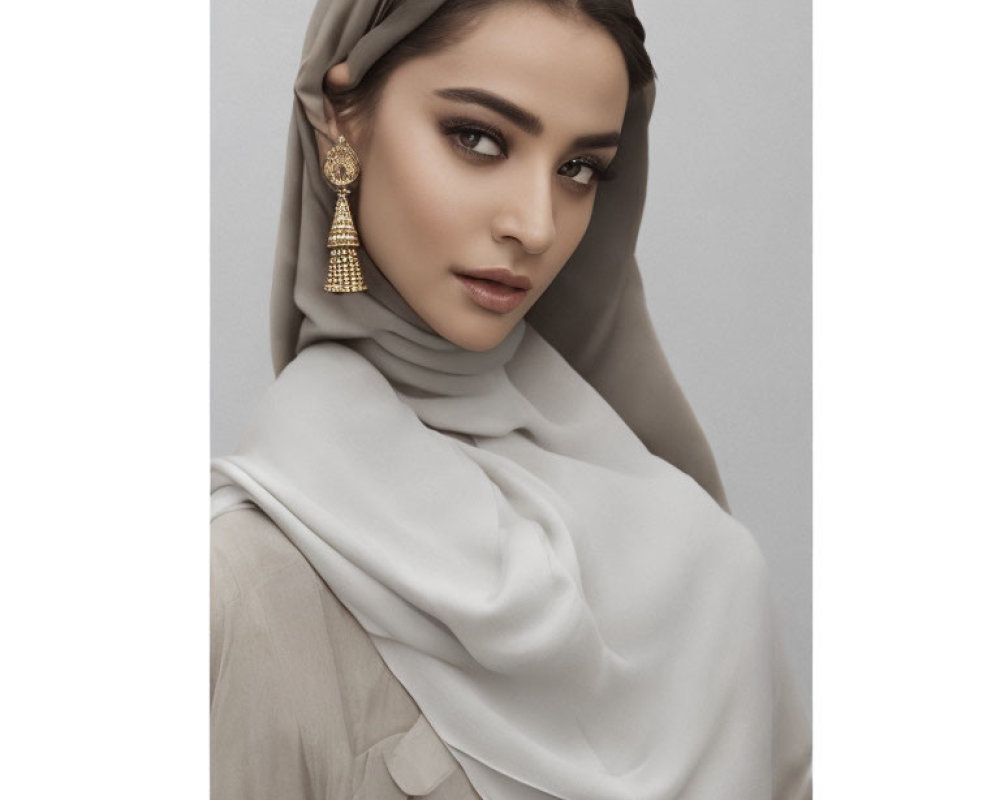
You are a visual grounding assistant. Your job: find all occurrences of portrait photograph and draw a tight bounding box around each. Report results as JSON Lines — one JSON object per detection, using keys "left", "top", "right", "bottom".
{"left": 210, "top": 1, "right": 811, "bottom": 797}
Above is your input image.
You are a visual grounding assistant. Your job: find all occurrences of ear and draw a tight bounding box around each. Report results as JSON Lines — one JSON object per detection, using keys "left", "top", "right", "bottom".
{"left": 321, "top": 61, "right": 353, "bottom": 143}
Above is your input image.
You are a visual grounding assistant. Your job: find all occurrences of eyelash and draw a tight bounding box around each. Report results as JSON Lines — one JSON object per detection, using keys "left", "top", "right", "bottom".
{"left": 438, "top": 118, "right": 615, "bottom": 187}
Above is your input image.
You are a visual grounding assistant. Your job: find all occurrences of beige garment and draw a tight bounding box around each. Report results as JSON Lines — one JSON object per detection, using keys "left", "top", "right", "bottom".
{"left": 211, "top": 507, "right": 482, "bottom": 800}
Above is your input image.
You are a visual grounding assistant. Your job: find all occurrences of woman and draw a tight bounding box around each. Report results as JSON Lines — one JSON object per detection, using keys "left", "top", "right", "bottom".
{"left": 211, "top": 1, "right": 812, "bottom": 798}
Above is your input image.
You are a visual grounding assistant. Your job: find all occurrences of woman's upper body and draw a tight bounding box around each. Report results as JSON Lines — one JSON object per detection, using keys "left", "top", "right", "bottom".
{"left": 211, "top": 1, "right": 810, "bottom": 798}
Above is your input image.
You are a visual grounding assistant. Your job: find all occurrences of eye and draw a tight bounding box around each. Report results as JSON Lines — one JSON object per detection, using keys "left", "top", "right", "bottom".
{"left": 440, "top": 119, "right": 508, "bottom": 160}
{"left": 559, "top": 157, "right": 615, "bottom": 187}
{"left": 558, "top": 160, "right": 598, "bottom": 186}
{"left": 439, "top": 119, "right": 508, "bottom": 158}
{"left": 453, "top": 129, "right": 504, "bottom": 158}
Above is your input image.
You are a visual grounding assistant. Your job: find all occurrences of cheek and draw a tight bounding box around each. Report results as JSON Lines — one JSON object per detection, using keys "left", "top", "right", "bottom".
{"left": 541, "top": 197, "right": 596, "bottom": 283}
{"left": 356, "top": 128, "right": 478, "bottom": 272}
{"left": 565, "top": 202, "right": 595, "bottom": 254}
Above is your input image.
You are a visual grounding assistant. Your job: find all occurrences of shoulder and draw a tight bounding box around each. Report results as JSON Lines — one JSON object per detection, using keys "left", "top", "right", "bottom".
{"left": 210, "top": 507, "right": 374, "bottom": 708}
{"left": 210, "top": 507, "right": 364, "bottom": 797}
{"left": 210, "top": 507, "right": 480, "bottom": 799}
{"left": 210, "top": 506, "right": 317, "bottom": 607}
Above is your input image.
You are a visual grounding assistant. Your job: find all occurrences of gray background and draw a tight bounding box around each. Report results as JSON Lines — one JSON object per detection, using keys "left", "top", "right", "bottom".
{"left": 212, "top": 0, "right": 812, "bottom": 705}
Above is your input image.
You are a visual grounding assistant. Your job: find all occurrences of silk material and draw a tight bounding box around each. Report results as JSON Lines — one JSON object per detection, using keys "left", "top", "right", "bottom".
{"left": 213, "top": 301, "right": 811, "bottom": 799}
{"left": 212, "top": 1, "right": 811, "bottom": 797}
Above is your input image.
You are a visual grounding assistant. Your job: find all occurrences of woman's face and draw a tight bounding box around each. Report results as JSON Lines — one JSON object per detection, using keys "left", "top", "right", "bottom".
{"left": 327, "top": 2, "right": 631, "bottom": 351}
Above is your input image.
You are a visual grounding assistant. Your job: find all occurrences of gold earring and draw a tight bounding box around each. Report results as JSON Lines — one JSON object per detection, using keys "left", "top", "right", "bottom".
{"left": 322, "top": 135, "right": 366, "bottom": 293}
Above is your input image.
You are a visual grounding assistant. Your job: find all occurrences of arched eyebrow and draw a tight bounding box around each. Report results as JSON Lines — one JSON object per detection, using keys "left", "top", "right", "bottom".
{"left": 434, "top": 87, "right": 620, "bottom": 149}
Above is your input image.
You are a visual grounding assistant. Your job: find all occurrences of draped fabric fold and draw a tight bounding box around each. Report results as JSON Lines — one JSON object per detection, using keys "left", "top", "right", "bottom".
{"left": 213, "top": 1, "right": 810, "bottom": 797}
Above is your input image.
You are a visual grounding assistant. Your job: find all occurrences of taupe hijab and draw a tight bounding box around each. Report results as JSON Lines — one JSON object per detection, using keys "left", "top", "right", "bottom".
{"left": 212, "top": 1, "right": 811, "bottom": 797}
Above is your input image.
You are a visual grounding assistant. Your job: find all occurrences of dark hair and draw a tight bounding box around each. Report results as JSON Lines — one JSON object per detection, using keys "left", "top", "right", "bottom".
{"left": 327, "top": 0, "right": 655, "bottom": 127}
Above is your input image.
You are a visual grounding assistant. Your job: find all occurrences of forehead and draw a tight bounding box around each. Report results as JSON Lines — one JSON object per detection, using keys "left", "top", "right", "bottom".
{"left": 388, "top": 3, "right": 630, "bottom": 135}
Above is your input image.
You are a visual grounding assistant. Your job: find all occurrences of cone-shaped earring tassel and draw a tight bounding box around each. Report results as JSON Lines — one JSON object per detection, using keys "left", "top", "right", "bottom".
{"left": 322, "top": 136, "right": 366, "bottom": 293}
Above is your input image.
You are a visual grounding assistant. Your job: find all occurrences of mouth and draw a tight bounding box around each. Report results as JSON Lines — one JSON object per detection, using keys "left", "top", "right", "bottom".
{"left": 454, "top": 268, "right": 532, "bottom": 314}
{"left": 455, "top": 267, "right": 533, "bottom": 290}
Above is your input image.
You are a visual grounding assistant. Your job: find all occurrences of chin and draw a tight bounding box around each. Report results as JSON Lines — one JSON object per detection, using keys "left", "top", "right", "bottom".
{"left": 429, "top": 311, "right": 519, "bottom": 353}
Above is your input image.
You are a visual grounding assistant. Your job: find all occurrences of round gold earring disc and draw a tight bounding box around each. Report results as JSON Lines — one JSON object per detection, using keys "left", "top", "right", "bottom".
{"left": 324, "top": 137, "right": 360, "bottom": 188}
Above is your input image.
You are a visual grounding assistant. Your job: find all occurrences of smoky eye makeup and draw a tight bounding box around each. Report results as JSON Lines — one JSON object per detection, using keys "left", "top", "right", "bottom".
{"left": 559, "top": 156, "right": 616, "bottom": 186}
{"left": 437, "top": 115, "right": 618, "bottom": 186}
{"left": 439, "top": 116, "right": 508, "bottom": 159}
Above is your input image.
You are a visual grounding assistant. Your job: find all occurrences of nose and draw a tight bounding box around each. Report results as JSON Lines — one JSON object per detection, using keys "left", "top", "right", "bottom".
{"left": 490, "top": 167, "right": 557, "bottom": 256}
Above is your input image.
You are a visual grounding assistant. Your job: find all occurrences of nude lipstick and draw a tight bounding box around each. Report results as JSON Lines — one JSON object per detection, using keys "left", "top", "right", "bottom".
{"left": 454, "top": 267, "right": 532, "bottom": 314}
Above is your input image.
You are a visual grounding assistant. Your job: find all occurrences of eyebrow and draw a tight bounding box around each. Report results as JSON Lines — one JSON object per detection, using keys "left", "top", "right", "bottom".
{"left": 434, "top": 87, "right": 620, "bottom": 149}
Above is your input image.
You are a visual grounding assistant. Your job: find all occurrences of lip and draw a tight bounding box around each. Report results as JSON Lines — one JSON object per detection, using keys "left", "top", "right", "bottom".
{"left": 454, "top": 267, "right": 531, "bottom": 314}
{"left": 456, "top": 267, "right": 533, "bottom": 290}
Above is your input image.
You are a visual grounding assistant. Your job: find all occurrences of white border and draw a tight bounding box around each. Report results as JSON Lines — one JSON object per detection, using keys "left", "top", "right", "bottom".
{"left": 816, "top": 0, "right": 1000, "bottom": 795}
{"left": 3, "top": 1, "right": 208, "bottom": 796}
